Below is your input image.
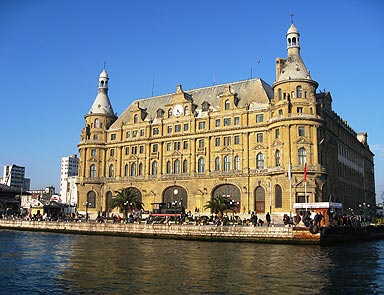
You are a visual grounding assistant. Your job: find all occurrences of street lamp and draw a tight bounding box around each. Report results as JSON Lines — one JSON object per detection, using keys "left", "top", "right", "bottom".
{"left": 84, "top": 202, "right": 91, "bottom": 222}
{"left": 359, "top": 203, "right": 371, "bottom": 224}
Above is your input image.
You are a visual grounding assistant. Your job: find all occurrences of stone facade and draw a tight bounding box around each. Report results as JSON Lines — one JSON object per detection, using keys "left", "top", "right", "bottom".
{"left": 76, "top": 23, "right": 375, "bottom": 218}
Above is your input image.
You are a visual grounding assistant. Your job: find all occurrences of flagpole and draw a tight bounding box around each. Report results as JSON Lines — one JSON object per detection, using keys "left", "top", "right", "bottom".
{"left": 304, "top": 163, "right": 307, "bottom": 215}
{"left": 288, "top": 162, "right": 292, "bottom": 218}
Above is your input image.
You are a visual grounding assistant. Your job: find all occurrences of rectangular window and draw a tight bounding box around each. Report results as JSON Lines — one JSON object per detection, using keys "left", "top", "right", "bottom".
{"left": 93, "top": 134, "right": 98, "bottom": 140}
{"left": 298, "top": 126, "right": 305, "bottom": 137}
{"left": 215, "top": 119, "right": 220, "bottom": 127}
{"left": 167, "top": 126, "right": 172, "bottom": 133}
{"left": 140, "top": 129, "right": 145, "bottom": 136}
{"left": 198, "top": 121, "right": 206, "bottom": 129}
{"left": 198, "top": 139, "right": 204, "bottom": 148}
{"left": 224, "top": 136, "right": 231, "bottom": 146}
{"left": 297, "top": 107, "right": 303, "bottom": 114}
{"left": 111, "top": 133, "right": 116, "bottom": 140}
{"left": 275, "top": 129, "right": 280, "bottom": 139}
{"left": 132, "top": 146, "right": 137, "bottom": 154}
{"left": 174, "top": 141, "right": 180, "bottom": 150}
{"left": 167, "top": 143, "right": 172, "bottom": 151}
{"left": 125, "top": 147, "right": 129, "bottom": 155}
{"left": 256, "top": 114, "right": 264, "bottom": 122}
{"left": 126, "top": 131, "right": 130, "bottom": 138}
{"left": 139, "top": 145, "right": 144, "bottom": 154}
{"left": 183, "top": 141, "right": 188, "bottom": 149}
{"left": 184, "top": 123, "right": 189, "bottom": 131}
{"left": 153, "top": 127, "right": 159, "bottom": 135}
{"left": 152, "top": 144, "right": 158, "bottom": 153}
{"left": 234, "top": 117, "right": 240, "bottom": 125}
{"left": 215, "top": 137, "right": 220, "bottom": 146}
{"left": 224, "top": 118, "right": 231, "bottom": 126}
{"left": 110, "top": 149, "right": 115, "bottom": 156}
{"left": 234, "top": 135, "right": 240, "bottom": 145}
{"left": 257, "top": 133, "right": 263, "bottom": 143}
{"left": 132, "top": 130, "right": 138, "bottom": 137}
{"left": 175, "top": 124, "right": 181, "bottom": 132}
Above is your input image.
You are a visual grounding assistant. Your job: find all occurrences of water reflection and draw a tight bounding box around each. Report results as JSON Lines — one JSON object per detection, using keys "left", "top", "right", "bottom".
{"left": 1, "top": 230, "right": 384, "bottom": 295}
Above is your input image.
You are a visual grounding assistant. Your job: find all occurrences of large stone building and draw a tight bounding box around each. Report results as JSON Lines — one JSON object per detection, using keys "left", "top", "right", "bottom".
{"left": 77, "top": 23, "right": 375, "bottom": 218}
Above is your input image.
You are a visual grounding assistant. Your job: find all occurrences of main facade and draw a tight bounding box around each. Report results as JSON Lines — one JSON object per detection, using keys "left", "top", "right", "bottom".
{"left": 77, "top": 23, "right": 375, "bottom": 218}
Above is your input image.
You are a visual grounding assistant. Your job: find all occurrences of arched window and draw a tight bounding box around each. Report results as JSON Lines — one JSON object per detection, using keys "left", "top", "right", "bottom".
{"left": 134, "top": 114, "right": 138, "bottom": 123}
{"left": 152, "top": 161, "right": 158, "bottom": 175}
{"left": 292, "top": 37, "right": 296, "bottom": 45}
{"left": 224, "top": 155, "right": 231, "bottom": 171}
{"left": 291, "top": 91, "right": 295, "bottom": 98}
{"left": 94, "top": 118, "right": 99, "bottom": 128}
{"left": 296, "top": 86, "right": 302, "bottom": 98}
{"left": 182, "top": 159, "right": 188, "bottom": 173}
{"left": 168, "top": 109, "right": 172, "bottom": 118}
{"left": 124, "top": 164, "right": 129, "bottom": 176}
{"left": 185, "top": 106, "right": 189, "bottom": 115}
{"left": 166, "top": 161, "right": 171, "bottom": 174}
{"left": 198, "top": 157, "right": 205, "bottom": 173}
{"left": 138, "top": 163, "right": 143, "bottom": 176}
{"left": 256, "top": 153, "right": 264, "bottom": 169}
{"left": 109, "top": 164, "right": 114, "bottom": 177}
{"left": 90, "top": 164, "right": 96, "bottom": 178}
{"left": 275, "top": 150, "right": 281, "bottom": 166}
{"left": 174, "top": 159, "right": 180, "bottom": 174}
{"left": 278, "top": 88, "right": 282, "bottom": 100}
{"left": 288, "top": 38, "right": 291, "bottom": 46}
{"left": 298, "top": 148, "right": 307, "bottom": 165}
{"left": 234, "top": 156, "right": 240, "bottom": 170}
{"left": 215, "top": 157, "right": 220, "bottom": 171}
{"left": 130, "top": 163, "right": 136, "bottom": 176}
{"left": 225, "top": 99, "right": 230, "bottom": 110}
{"left": 87, "top": 191, "right": 96, "bottom": 208}
{"left": 275, "top": 184, "right": 282, "bottom": 208}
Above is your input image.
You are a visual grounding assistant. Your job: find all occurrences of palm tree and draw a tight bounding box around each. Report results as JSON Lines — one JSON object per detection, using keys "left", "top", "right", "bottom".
{"left": 204, "top": 195, "right": 239, "bottom": 219}
{"left": 110, "top": 187, "right": 144, "bottom": 218}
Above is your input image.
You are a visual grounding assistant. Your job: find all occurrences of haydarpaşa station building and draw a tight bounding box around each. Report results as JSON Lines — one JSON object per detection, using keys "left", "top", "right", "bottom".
{"left": 76, "top": 23, "right": 375, "bottom": 220}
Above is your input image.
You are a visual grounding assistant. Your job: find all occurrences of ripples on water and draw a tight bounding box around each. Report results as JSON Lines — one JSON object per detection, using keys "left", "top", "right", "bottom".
{"left": 1, "top": 230, "right": 384, "bottom": 295}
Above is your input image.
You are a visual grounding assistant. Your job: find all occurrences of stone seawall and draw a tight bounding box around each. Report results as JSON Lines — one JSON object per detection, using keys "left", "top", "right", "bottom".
{"left": 0, "top": 220, "right": 320, "bottom": 244}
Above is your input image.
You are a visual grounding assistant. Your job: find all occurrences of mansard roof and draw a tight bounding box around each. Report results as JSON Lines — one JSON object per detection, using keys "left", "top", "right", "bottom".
{"left": 111, "top": 78, "right": 273, "bottom": 128}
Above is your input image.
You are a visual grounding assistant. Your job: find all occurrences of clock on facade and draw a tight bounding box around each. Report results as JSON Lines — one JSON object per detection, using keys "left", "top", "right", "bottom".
{"left": 172, "top": 104, "right": 184, "bottom": 117}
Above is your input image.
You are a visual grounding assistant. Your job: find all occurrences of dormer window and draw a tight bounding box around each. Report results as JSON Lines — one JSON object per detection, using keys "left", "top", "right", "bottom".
{"left": 225, "top": 100, "right": 230, "bottom": 110}
{"left": 134, "top": 114, "right": 138, "bottom": 123}
{"left": 168, "top": 109, "right": 172, "bottom": 118}
{"left": 157, "top": 109, "right": 164, "bottom": 118}
{"left": 202, "top": 101, "right": 210, "bottom": 112}
{"left": 185, "top": 106, "right": 189, "bottom": 115}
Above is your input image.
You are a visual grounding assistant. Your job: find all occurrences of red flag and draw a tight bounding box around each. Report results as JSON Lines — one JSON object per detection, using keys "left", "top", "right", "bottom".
{"left": 304, "top": 163, "right": 307, "bottom": 182}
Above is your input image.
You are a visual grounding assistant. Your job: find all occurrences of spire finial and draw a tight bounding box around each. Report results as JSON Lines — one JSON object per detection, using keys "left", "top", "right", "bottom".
{"left": 290, "top": 13, "right": 294, "bottom": 24}
{"left": 103, "top": 61, "right": 106, "bottom": 70}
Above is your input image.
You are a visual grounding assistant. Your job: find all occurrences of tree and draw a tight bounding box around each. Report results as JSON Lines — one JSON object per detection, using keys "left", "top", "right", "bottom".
{"left": 204, "top": 195, "right": 237, "bottom": 219}
{"left": 110, "top": 187, "right": 144, "bottom": 218}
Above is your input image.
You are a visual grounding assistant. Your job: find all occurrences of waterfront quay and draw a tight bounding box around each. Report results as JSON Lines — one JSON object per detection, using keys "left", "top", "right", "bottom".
{"left": 2, "top": 219, "right": 384, "bottom": 245}
{"left": 0, "top": 219, "right": 319, "bottom": 244}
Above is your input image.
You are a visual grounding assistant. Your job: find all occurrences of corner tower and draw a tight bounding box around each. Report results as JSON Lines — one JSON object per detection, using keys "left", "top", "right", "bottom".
{"left": 77, "top": 69, "right": 117, "bottom": 215}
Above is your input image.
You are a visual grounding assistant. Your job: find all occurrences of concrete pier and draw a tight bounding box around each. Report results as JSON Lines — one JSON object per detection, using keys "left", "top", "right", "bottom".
{"left": 0, "top": 220, "right": 320, "bottom": 244}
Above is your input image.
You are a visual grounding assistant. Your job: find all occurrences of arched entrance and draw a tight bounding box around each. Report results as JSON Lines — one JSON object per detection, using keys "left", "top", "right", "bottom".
{"left": 212, "top": 184, "right": 241, "bottom": 213}
{"left": 159, "top": 186, "right": 187, "bottom": 215}
{"left": 254, "top": 186, "right": 265, "bottom": 213}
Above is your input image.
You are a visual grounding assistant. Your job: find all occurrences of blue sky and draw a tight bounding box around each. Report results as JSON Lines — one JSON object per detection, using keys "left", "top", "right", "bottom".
{"left": 1, "top": 0, "right": 383, "bottom": 201}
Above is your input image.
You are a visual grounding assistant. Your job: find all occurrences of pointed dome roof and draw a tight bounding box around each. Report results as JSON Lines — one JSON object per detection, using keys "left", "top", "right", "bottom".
{"left": 88, "top": 69, "right": 115, "bottom": 116}
{"left": 287, "top": 23, "right": 299, "bottom": 35}
{"left": 99, "top": 69, "right": 108, "bottom": 78}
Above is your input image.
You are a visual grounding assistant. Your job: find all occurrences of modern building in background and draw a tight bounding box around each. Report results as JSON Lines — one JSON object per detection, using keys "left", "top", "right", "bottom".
{"left": 59, "top": 155, "right": 79, "bottom": 205}
{"left": 1, "top": 164, "right": 30, "bottom": 191}
{"left": 76, "top": 23, "right": 375, "bottom": 218}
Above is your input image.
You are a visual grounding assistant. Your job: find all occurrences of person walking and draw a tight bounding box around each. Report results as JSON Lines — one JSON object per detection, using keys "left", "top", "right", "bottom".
{"left": 266, "top": 212, "right": 271, "bottom": 227}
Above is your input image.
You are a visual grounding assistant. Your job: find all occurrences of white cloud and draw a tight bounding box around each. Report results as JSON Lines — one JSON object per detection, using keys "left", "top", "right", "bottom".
{"left": 372, "top": 144, "right": 384, "bottom": 157}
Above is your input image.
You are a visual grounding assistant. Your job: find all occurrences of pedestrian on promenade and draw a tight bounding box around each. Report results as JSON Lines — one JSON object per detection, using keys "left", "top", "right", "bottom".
{"left": 266, "top": 212, "right": 271, "bottom": 227}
